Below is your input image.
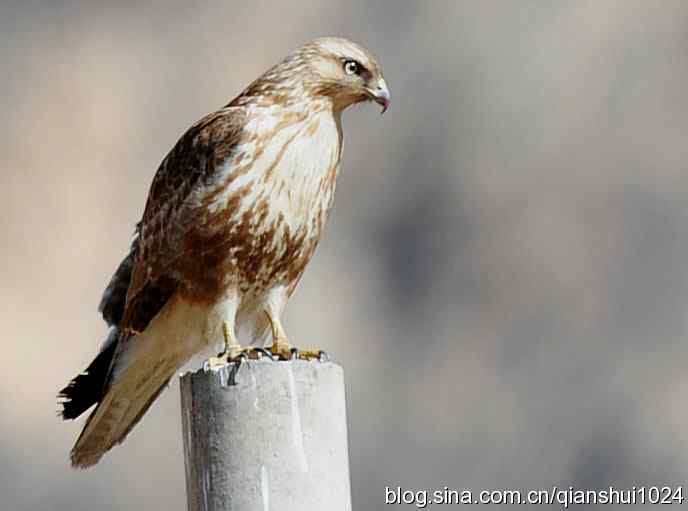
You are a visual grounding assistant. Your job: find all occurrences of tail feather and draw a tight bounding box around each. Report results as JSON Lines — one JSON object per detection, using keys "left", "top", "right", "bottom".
{"left": 69, "top": 353, "right": 180, "bottom": 468}
{"left": 58, "top": 329, "right": 119, "bottom": 420}
{"left": 63, "top": 293, "right": 208, "bottom": 467}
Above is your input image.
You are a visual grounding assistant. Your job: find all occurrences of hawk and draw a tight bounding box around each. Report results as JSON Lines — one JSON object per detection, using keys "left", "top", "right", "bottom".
{"left": 58, "top": 37, "right": 389, "bottom": 468}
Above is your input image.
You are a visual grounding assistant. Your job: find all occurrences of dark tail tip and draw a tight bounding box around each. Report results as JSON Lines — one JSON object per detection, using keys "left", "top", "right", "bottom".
{"left": 58, "top": 336, "right": 118, "bottom": 420}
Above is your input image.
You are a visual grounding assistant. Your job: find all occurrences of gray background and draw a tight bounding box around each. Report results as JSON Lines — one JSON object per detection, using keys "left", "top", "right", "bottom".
{"left": 2, "top": 1, "right": 688, "bottom": 509}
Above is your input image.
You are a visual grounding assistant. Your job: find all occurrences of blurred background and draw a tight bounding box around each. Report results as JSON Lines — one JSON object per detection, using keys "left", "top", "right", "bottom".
{"left": 2, "top": 1, "right": 688, "bottom": 509}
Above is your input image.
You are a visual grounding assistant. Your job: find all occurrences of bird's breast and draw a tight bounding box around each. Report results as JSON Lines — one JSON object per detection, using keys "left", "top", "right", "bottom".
{"left": 199, "top": 105, "right": 342, "bottom": 294}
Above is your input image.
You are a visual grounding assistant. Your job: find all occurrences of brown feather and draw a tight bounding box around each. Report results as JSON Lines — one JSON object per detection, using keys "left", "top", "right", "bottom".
{"left": 122, "top": 108, "right": 247, "bottom": 333}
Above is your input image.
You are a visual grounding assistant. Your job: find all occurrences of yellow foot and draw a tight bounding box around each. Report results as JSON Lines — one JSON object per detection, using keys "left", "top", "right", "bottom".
{"left": 266, "top": 342, "right": 327, "bottom": 361}
{"left": 207, "top": 345, "right": 286, "bottom": 369}
{"left": 206, "top": 350, "right": 239, "bottom": 370}
{"left": 295, "top": 347, "right": 328, "bottom": 361}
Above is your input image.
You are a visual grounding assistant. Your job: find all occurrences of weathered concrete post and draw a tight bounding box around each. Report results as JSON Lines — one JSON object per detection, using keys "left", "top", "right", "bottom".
{"left": 180, "top": 359, "right": 352, "bottom": 511}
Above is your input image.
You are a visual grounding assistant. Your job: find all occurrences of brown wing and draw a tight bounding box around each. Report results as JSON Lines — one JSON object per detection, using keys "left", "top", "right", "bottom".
{"left": 99, "top": 234, "right": 139, "bottom": 327}
{"left": 121, "top": 107, "right": 247, "bottom": 334}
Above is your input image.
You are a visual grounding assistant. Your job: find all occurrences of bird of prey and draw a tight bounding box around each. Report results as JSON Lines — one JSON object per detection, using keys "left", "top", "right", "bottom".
{"left": 58, "top": 37, "right": 389, "bottom": 468}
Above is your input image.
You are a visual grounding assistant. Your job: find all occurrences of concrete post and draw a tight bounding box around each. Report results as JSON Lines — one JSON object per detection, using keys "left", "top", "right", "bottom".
{"left": 180, "top": 359, "right": 352, "bottom": 511}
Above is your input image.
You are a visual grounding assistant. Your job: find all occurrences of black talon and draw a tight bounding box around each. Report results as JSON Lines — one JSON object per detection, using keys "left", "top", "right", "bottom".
{"left": 227, "top": 352, "right": 248, "bottom": 386}
{"left": 289, "top": 347, "right": 299, "bottom": 360}
{"left": 253, "top": 347, "right": 275, "bottom": 361}
{"left": 318, "top": 350, "right": 329, "bottom": 362}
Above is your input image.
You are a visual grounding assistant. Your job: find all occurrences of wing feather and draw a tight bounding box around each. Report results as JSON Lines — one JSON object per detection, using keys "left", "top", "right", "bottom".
{"left": 99, "top": 234, "right": 139, "bottom": 327}
{"left": 121, "top": 107, "right": 247, "bottom": 334}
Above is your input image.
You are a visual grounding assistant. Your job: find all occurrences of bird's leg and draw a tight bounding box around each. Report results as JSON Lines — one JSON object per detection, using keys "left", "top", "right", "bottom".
{"left": 265, "top": 310, "right": 326, "bottom": 361}
{"left": 265, "top": 310, "right": 293, "bottom": 360}
{"left": 206, "top": 321, "right": 245, "bottom": 368}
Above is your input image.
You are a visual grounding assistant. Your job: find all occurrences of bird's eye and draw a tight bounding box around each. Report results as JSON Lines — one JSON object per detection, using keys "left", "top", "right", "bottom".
{"left": 343, "top": 60, "right": 360, "bottom": 76}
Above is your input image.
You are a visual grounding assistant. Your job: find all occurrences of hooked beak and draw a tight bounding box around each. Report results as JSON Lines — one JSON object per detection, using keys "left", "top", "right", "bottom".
{"left": 367, "top": 77, "right": 391, "bottom": 114}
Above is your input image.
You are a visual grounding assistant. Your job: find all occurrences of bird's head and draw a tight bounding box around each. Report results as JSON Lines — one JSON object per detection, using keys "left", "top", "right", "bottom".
{"left": 244, "top": 37, "right": 390, "bottom": 114}
{"left": 301, "top": 37, "right": 390, "bottom": 114}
